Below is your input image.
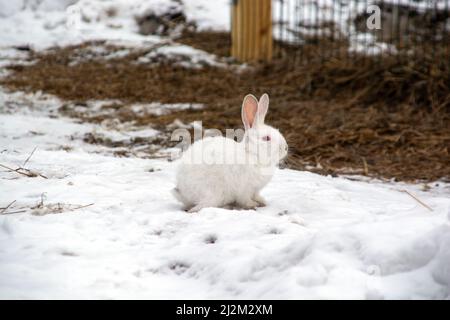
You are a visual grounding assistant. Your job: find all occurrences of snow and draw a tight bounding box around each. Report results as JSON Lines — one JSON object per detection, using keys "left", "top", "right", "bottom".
{"left": 183, "top": 0, "right": 231, "bottom": 31}
{"left": 1, "top": 0, "right": 450, "bottom": 300}
{"left": 0, "top": 0, "right": 230, "bottom": 50}
{"left": 137, "top": 44, "right": 226, "bottom": 68}
{"left": 0, "top": 0, "right": 177, "bottom": 50}
{"left": 130, "top": 102, "right": 204, "bottom": 116}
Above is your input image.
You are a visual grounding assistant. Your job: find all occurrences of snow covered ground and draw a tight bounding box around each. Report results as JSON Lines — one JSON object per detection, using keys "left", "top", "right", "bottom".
{"left": 1, "top": 88, "right": 449, "bottom": 299}
{"left": 1, "top": 0, "right": 450, "bottom": 300}
{"left": 0, "top": 0, "right": 230, "bottom": 50}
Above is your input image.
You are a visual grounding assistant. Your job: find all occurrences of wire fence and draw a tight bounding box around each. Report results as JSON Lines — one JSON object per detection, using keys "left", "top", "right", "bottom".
{"left": 273, "top": 0, "right": 450, "bottom": 63}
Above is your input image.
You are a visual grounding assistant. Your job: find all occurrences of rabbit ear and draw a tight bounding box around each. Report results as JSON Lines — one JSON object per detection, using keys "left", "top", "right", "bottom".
{"left": 242, "top": 94, "right": 258, "bottom": 130}
{"left": 256, "top": 93, "right": 269, "bottom": 125}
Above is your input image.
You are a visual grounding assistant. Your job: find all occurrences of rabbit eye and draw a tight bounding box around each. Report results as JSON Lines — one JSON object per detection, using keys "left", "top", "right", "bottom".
{"left": 262, "top": 135, "right": 271, "bottom": 141}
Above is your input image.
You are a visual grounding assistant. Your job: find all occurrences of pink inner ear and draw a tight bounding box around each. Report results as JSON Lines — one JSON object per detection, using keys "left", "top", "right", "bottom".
{"left": 243, "top": 96, "right": 258, "bottom": 128}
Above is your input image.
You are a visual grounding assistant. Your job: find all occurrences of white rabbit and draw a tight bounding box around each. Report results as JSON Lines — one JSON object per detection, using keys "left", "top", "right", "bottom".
{"left": 173, "top": 93, "right": 288, "bottom": 212}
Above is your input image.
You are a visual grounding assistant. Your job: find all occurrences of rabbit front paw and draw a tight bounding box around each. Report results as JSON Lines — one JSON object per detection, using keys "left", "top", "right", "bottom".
{"left": 253, "top": 194, "right": 267, "bottom": 207}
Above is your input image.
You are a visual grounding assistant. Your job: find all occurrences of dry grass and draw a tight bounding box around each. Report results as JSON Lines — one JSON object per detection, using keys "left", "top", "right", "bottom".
{"left": 176, "top": 31, "right": 231, "bottom": 57}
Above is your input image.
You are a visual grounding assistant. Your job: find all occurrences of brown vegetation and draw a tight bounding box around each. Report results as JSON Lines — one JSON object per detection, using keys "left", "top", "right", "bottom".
{"left": 1, "top": 32, "right": 449, "bottom": 182}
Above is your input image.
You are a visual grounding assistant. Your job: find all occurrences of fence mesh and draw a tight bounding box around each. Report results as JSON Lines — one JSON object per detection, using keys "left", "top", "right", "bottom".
{"left": 273, "top": 0, "right": 450, "bottom": 63}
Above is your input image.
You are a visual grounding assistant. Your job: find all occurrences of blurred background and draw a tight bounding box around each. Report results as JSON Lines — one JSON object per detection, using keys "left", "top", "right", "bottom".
{"left": 1, "top": 0, "right": 449, "bottom": 182}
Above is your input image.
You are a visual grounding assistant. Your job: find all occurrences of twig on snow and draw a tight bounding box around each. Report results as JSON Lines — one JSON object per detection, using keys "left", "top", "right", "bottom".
{"left": 400, "top": 189, "right": 433, "bottom": 212}
{"left": 70, "top": 203, "right": 94, "bottom": 211}
{"left": 0, "top": 163, "right": 35, "bottom": 177}
{"left": 1, "top": 210, "right": 27, "bottom": 215}
{"left": 0, "top": 200, "right": 27, "bottom": 215}
{"left": 0, "top": 200, "right": 16, "bottom": 214}
{"left": 0, "top": 163, "right": 48, "bottom": 179}
{"left": 22, "top": 147, "right": 37, "bottom": 168}
{"left": 0, "top": 194, "right": 94, "bottom": 215}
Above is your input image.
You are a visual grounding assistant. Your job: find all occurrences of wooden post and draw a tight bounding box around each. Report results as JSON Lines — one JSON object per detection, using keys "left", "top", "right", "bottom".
{"left": 231, "top": 0, "right": 273, "bottom": 62}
